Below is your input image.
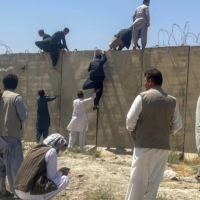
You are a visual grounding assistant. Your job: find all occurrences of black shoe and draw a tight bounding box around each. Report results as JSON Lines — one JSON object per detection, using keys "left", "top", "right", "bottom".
{"left": 0, "top": 190, "right": 14, "bottom": 199}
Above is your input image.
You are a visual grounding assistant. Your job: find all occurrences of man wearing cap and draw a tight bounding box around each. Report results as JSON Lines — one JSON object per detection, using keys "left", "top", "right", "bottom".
{"left": 131, "top": 0, "right": 150, "bottom": 49}
{"left": 13, "top": 133, "right": 69, "bottom": 200}
{"left": 35, "top": 29, "right": 51, "bottom": 52}
{"left": 50, "top": 28, "right": 70, "bottom": 70}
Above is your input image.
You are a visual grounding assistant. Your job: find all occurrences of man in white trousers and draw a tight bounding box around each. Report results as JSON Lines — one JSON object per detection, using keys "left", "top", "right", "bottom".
{"left": 125, "top": 68, "right": 182, "bottom": 200}
{"left": 67, "top": 90, "right": 99, "bottom": 149}
{"left": 13, "top": 133, "right": 69, "bottom": 200}
{"left": 131, "top": 0, "right": 150, "bottom": 49}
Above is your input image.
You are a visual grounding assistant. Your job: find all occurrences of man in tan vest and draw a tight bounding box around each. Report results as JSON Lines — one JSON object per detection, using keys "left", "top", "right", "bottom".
{"left": 125, "top": 68, "right": 182, "bottom": 200}
{"left": 0, "top": 74, "right": 28, "bottom": 199}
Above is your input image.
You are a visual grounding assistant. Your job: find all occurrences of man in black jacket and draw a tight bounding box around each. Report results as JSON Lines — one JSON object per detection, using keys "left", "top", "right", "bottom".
{"left": 82, "top": 50, "right": 107, "bottom": 110}
{"left": 35, "top": 29, "right": 51, "bottom": 52}
{"left": 109, "top": 28, "right": 140, "bottom": 50}
{"left": 50, "top": 28, "right": 70, "bottom": 70}
{"left": 38, "top": 29, "right": 51, "bottom": 40}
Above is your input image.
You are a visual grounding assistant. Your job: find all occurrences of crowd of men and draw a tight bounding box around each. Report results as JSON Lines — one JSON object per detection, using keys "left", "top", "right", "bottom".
{"left": 35, "top": 0, "right": 150, "bottom": 70}
{"left": 1, "top": 0, "right": 200, "bottom": 200}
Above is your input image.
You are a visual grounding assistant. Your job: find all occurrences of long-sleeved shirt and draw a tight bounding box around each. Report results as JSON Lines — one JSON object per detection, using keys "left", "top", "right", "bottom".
{"left": 88, "top": 54, "right": 107, "bottom": 78}
{"left": 36, "top": 96, "right": 57, "bottom": 129}
{"left": 0, "top": 95, "right": 28, "bottom": 151}
{"left": 67, "top": 93, "right": 96, "bottom": 132}
{"left": 133, "top": 4, "right": 150, "bottom": 25}
{"left": 15, "top": 96, "right": 28, "bottom": 121}
{"left": 126, "top": 95, "right": 183, "bottom": 133}
{"left": 50, "top": 31, "right": 68, "bottom": 50}
{"left": 43, "top": 33, "right": 51, "bottom": 40}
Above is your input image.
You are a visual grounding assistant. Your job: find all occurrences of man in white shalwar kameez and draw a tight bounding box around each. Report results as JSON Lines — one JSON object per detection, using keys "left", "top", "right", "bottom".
{"left": 125, "top": 68, "right": 182, "bottom": 200}
{"left": 13, "top": 134, "right": 69, "bottom": 200}
{"left": 131, "top": 0, "right": 150, "bottom": 49}
{"left": 67, "top": 90, "right": 98, "bottom": 149}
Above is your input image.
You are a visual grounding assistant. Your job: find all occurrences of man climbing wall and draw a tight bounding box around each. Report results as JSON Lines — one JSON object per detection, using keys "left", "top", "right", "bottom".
{"left": 82, "top": 50, "right": 107, "bottom": 110}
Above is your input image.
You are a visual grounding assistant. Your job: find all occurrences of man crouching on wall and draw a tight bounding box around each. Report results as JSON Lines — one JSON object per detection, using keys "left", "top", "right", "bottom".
{"left": 13, "top": 133, "right": 70, "bottom": 200}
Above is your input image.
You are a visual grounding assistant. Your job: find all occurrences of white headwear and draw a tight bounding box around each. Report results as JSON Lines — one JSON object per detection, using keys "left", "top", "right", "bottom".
{"left": 43, "top": 133, "right": 67, "bottom": 152}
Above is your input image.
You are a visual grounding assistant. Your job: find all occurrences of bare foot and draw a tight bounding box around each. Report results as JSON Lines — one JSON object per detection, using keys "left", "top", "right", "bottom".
{"left": 51, "top": 66, "right": 57, "bottom": 70}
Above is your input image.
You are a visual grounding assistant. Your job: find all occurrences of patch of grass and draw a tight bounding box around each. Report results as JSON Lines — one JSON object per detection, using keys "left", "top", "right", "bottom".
{"left": 82, "top": 187, "right": 116, "bottom": 200}
{"left": 67, "top": 146, "right": 101, "bottom": 158}
{"left": 172, "top": 165, "right": 191, "bottom": 176}
{"left": 190, "top": 165, "right": 200, "bottom": 174}
{"left": 167, "top": 151, "right": 180, "bottom": 165}
{"left": 183, "top": 157, "right": 200, "bottom": 166}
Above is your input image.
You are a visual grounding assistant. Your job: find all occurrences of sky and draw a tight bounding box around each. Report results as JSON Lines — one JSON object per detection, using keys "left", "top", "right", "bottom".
{"left": 0, "top": 0, "right": 200, "bottom": 53}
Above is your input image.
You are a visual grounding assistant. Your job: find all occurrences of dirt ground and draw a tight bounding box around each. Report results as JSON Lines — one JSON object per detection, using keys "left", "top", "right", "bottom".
{"left": 53, "top": 149, "right": 200, "bottom": 200}
{"left": 7, "top": 145, "right": 200, "bottom": 200}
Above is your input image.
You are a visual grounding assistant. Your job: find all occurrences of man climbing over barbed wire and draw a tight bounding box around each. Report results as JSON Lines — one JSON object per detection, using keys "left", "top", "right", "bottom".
{"left": 131, "top": 0, "right": 150, "bottom": 50}
{"left": 82, "top": 50, "right": 107, "bottom": 110}
{"left": 50, "top": 28, "right": 70, "bottom": 70}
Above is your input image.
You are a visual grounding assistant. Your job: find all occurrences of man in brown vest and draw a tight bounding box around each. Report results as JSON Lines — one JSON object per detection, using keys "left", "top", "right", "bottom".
{"left": 13, "top": 133, "right": 69, "bottom": 200}
{"left": 0, "top": 74, "right": 28, "bottom": 199}
{"left": 125, "top": 68, "right": 182, "bottom": 200}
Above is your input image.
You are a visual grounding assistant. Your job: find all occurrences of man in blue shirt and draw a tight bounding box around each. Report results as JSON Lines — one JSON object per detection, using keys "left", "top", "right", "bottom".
{"left": 36, "top": 90, "right": 57, "bottom": 143}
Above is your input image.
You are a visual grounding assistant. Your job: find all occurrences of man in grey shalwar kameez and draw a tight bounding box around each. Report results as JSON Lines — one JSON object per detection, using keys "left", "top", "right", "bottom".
{"left": 131, "top": 0, "right": 150, "bottom": 49}
{"left": 0, "top": 74, "right": 28, "bottom": 199}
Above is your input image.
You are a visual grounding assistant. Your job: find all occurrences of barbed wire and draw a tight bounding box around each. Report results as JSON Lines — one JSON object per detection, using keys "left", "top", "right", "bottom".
{"left": 157, "top": 21, "right": 200, "bottom": 47}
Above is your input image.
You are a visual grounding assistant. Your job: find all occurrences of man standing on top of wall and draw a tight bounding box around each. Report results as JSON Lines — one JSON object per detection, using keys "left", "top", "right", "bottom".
{"left": 125, "top": 68, "right": 182, "bottom": 200}
{"left": 131, "top": 0, "right": 150, "bottom": 49}
{"left": 0, "top": 74, "right": 28, "bottom": 199}
{"left": 35, "top": 29, "right": 51, "bottom": 52}
{"left": 50, "top": 28, "right": 70, "bottom": 70}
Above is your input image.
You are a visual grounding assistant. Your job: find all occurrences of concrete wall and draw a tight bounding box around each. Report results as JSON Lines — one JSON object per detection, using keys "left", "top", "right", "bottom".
{"left": 0, "top": 46, "right": 198, "bottom": 152}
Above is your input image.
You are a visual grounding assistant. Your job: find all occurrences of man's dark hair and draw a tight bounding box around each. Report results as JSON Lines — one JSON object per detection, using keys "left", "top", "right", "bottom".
{"left": 3, "top": 74, "right": 18, "bottom": 89}
{"left": 38, "top": 29, "right": 44, "bottom": 34}
{"left": 144, "top": 68, "right": 163, "bottom": 86}
{"left": 38, "top": 90, "right": 45, "bottom": 97}
{"left": 143, "top": 0, "right": 150, "bottom": 3}
{"left": 64, "top": 28, "right": 69, "bottom": 32}
{"left": 77, "top": 91, "right": 84, "bottom": 98}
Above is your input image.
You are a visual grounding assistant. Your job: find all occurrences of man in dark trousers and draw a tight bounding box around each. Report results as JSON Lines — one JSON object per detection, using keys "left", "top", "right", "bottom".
{"left": 36, "top": 90, "right": 57, "bottom": 143}
{"left": 109, "top": 28, "right": 132, "bottom": 51}
{"left": 50, "top": 28, "right": 70, "bottom": 70}
{"left": 109, "top": 27, "right": 140, "bottom": 50}
{"left": 82, "top": 50, "right": 107, "bottom": 110}
{"left": 35, "top": 29, "right": 51, "bottom": 52}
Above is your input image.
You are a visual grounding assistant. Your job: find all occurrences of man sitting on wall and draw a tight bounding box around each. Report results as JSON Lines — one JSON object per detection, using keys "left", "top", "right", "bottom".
{"left": 35, "top": 29, "right": 51, "bottom": 52}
